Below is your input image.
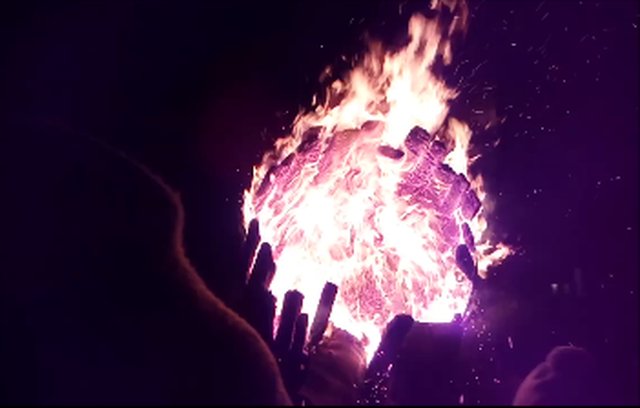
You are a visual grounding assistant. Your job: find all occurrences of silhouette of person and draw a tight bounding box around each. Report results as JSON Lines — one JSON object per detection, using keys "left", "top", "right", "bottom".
{"left": 513, "top": 346, "right": 603, "bottom": 406}
{"left": 0, "top": 122, "right": 291, "bottom": 405}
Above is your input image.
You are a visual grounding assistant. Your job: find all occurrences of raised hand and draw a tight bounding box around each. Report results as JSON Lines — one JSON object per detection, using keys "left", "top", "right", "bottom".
{"left": 239, "top": 219, "right": 338, "bottom": 404}
{"left": 356, "top": 314, "right": 415, "bottom": 405}
{"left": 274, "top": 291, "right": 307, "bottom": 404}
{"left": 241, "top": 240, "right": 277, "bottom": 346}
{"left": 387, "top": 320, "right": 463, "bottom": 405}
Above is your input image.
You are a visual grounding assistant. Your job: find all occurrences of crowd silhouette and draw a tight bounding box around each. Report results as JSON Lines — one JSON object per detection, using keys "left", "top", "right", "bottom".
{"left": 0, "top": 125, "right": 614, "bottom": 405}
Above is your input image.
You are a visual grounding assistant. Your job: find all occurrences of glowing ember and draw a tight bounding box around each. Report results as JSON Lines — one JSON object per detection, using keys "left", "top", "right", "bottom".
{"left": 243, "top": 0, "right": 510, "bottom": 359}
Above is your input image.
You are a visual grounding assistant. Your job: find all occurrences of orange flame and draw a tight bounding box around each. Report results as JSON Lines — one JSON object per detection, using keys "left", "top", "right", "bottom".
{"left": 243, "top": 0, "right": 510, "bottom": 359}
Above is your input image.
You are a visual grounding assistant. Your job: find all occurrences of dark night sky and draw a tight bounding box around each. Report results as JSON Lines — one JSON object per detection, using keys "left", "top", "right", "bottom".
{"left": 1, "top": 0, "right": 638, "bottom": 404}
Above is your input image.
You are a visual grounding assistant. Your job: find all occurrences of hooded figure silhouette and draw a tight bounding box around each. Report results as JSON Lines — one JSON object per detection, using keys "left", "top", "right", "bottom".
{"left": 0, "top": 122, "right": 290, "bottom": 405}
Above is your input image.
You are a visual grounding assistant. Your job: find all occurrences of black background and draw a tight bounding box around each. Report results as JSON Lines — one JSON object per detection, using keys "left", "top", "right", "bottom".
{"left": 1, "top": 0, "right": 637, "bottom": 404}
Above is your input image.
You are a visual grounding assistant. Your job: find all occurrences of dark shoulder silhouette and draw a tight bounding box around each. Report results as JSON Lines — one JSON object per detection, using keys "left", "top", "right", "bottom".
{"left": 0, "top": 122, "right": 290, "bottom": 405}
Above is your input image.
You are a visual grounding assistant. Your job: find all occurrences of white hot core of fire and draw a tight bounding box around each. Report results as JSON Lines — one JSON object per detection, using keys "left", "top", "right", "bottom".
{"left": 243, "top": 0, "right": 510, "bottom": 360}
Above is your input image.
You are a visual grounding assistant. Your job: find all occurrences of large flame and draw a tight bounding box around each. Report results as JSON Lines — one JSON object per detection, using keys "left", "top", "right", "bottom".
{"left": 243, "top": 0, "right": 510, "bottom": 359}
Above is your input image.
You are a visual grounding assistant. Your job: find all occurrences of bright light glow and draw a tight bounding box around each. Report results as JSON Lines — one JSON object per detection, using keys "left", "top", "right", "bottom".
{"left": 243, "top": 0, "right": 510, "bottom": 360}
